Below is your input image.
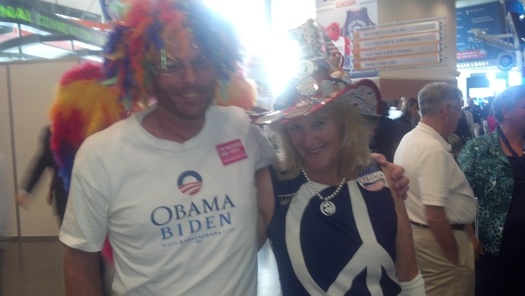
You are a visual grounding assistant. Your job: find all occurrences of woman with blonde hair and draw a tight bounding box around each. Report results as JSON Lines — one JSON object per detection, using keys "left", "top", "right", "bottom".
{"left": 254, "top": 20, "right": 423, "bottom": 294}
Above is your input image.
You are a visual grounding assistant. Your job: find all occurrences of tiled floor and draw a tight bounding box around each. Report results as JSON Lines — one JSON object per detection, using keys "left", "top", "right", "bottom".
{"left": 2, "top": 239, "right": 65, "bottom": 296}
{"left": 1, "top": 238, "right": 281, "bottom": 296}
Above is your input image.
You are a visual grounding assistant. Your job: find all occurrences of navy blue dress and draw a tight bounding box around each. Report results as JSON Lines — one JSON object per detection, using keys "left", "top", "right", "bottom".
{"left": 267, "top": 164, "right": 401, "bottom": 295}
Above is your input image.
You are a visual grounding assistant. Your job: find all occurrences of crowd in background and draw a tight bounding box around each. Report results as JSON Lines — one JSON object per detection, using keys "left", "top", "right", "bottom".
{"left": 384, "top": 86, "right": 524, "bottom": 296}
{"left": 383, "top": 94, "right": 498, "bottom": 159}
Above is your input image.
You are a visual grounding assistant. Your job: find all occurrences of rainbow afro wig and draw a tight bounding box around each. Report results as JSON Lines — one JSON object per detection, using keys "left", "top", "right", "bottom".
{"left": 103, "top": 0, "right": 243, "bottom": 111}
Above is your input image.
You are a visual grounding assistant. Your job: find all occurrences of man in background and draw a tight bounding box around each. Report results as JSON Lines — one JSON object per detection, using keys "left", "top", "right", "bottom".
{"left": 394, "top": 83, "right": 478, "bottom": 296}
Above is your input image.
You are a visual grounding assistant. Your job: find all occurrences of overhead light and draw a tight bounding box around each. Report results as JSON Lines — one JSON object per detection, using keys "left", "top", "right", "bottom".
{"left": 54, "top": 13, "right": 81, "bottom": 21}
{"left": 82, "top": 55, "right": 103, "bottom": 63}
{"left": 4, "top": 43, "right": 72, "bottom": 59}
{"left": 72, "top": 40, "right": 102, "bottom": 51}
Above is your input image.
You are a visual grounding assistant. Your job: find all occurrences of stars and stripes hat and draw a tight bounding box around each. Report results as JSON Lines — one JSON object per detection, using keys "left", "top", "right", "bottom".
{"left": 253, "top": 19, "right": 382, "bottom": 126}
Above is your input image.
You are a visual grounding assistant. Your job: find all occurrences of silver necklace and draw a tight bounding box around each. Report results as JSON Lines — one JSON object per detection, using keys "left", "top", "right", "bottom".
{"left": 301, "top": 167, "right": 347, "bottom": 216}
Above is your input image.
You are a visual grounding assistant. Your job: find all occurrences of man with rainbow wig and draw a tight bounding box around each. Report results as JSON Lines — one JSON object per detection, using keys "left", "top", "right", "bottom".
{"left": 58, "top": 0, "right": 276, "bottom": 295}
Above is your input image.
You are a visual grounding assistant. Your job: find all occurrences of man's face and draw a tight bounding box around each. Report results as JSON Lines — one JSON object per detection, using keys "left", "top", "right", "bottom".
{"left": 151, "top": 33, "right": 219, "bottom": 121}
{"left": 444, "top": 99, "right": 464, "bottom": 133}
{"left": 409, "top": 104, "right": 420, "bottom": 118}
{"left": 503, "top": 98, "right": 525, "bottom": 132}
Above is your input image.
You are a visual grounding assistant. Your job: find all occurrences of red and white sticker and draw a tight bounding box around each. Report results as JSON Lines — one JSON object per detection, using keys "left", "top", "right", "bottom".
{"left": 357, "top": 169, "right": 386, "bottom": 192}
{"left": 216, "top": 139, "right": 248, "bottom": 165}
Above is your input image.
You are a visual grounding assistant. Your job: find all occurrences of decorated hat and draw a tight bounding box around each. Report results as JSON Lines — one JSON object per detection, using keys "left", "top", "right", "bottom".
{"left": 253, "top": 19, "right": 381, "bottom": 125}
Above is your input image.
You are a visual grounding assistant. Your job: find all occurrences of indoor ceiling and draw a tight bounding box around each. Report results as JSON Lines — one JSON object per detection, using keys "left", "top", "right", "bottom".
{"left": 40, "top": 0, "right": 103, "bottom": 21}
{"left": 0, "top": 0, "right": 105, "bottom": 62}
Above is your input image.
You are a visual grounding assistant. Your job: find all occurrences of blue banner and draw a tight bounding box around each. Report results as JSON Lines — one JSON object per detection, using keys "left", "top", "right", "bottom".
{"left": 456, "top": 2, "right": 506, "bottom": 69}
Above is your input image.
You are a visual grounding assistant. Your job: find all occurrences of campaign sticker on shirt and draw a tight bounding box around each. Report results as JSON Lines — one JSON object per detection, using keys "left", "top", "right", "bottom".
{"left": 216, "top": 139, "right": 248, "bottom": 166}
{"left": 357, "top": 167, "right": 386, "bottom": 192}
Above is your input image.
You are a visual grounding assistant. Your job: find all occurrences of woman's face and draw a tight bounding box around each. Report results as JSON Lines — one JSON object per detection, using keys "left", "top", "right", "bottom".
{"left": 409, "top": 103, "right": 420, "bottom": 118}
{"left": 504, "top": 98, "right": 525, "bottom": 132}
{"left": 286, "top": 113, "right": 342, "bottom": 174}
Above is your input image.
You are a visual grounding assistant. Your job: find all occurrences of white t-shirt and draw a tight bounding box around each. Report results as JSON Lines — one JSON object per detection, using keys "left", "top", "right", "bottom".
{"left": 60, "top": 105, "right": 276, "bottom": 296}
{"left": 394, "top": 122, "right": 476, "bottom": 225}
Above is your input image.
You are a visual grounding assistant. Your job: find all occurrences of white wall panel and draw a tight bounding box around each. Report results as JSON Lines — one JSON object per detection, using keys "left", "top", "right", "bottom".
{"left": 0, "top": 64, "right": 17, "bottom": 237}
{"left": 6, "top": 59, "right": 78, "bottom": 237}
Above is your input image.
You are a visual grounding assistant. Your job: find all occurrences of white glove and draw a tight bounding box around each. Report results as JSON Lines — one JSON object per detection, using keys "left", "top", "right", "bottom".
{"left": 399, "top": 271, "right": 425, "bottom": 296}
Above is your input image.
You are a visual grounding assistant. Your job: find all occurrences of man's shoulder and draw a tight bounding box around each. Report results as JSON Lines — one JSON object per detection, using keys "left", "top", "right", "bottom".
{"left": 399, "top": 127, "right": 432, "bottom": 145}
{"left": 207, "top": 105, "right": 253, "bottom": 132}
{"left": 79, "top": 116, "right": 134, "bottom": 153}
{"left": 395, "top": 128, "right": 444, "bottom": 160}
{"left": 210, "top": 105, "right": 248, "bottom": 120}
{"left": 89, "top": 116, "right": 131, "bottom": 139}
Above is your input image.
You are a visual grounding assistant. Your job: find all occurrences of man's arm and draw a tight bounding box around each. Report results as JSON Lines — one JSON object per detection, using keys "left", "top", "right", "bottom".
{"left": 63, "top": 246, "right": 102, "bottom": 296}
{"left": 424, "top": 205, "right": 458, "bottom": 264}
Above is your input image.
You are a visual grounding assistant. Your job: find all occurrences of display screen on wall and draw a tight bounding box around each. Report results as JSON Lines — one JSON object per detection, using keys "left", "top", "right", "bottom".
{"left": 456, "top": 2, "right": 507, "bottom": 69}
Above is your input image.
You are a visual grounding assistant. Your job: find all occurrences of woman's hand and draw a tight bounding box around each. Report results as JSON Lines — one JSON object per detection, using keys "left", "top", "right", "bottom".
{"left": 16, "top": 189, "right": 32, "bottom": 209}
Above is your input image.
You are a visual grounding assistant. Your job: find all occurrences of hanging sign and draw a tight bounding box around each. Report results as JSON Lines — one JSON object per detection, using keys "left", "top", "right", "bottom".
{"left": 350, "top": 18, "right": 444, "bottom": 71}
{"left": 353, "top": 31, "right": 441, "bottom": 50}
{"left": 353, "top": 21, "right": 441, "bottom": 40}
{"left": 353, "top": 43, "right": 441, "bottom": 59}
{"left": 353, "top": 53, "right": 442, "bottom": 71}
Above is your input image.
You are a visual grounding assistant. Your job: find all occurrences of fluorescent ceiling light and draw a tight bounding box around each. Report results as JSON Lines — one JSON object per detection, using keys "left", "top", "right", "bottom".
{"left": 5, "top": 43, "right": 72, "bottom": 59}
{"left": 72, "top": 40, "right": 101, "bottom": 51}
{"left": 0, "top": 34, "right": 102, "bottom": 60}
{"left": 81, "top": 55, "right": 103, "bottom": 63}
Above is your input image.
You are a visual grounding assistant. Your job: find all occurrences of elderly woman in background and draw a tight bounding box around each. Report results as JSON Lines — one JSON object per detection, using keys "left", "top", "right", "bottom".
{"left": 457, "top": 85, "right": 525, "bottom": 296}
{"left": 396, "top": 97, "right": 420, "bottom": 131}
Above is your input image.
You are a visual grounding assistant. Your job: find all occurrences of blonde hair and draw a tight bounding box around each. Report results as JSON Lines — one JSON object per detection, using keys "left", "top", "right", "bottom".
{"left": 271, "top": 102, "right": 371, "bottom": 180}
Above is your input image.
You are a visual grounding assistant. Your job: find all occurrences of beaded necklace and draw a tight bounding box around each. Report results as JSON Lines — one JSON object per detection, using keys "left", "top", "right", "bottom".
{"left": 301, "top": 167, "right": 347, "bottom": 216}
